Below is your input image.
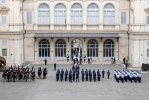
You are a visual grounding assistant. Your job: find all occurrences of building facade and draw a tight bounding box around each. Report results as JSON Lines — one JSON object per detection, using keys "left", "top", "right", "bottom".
{"left": 0, "top": 0, "right": 149, "bottom": 67}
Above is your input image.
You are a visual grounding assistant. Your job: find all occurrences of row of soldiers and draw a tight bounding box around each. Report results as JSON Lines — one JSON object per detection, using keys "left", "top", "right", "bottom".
{"left": 2, "top": 65, "right": 35, "bottom": 82}
{"left": 114, "top": 70, "right": 141, "bottom": 83}
{"left": 56, "top": 68, "right": 111, "bottom": 82}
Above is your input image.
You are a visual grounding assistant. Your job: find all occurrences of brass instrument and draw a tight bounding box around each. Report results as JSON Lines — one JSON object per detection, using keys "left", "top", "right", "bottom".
{"left": 0, "top": 56, "right": 6, "bottom": 69}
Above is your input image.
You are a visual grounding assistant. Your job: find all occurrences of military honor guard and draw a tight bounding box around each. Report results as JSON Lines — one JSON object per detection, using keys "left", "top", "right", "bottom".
{"left": 102, "top": 69, "right": 105, "bottom": 78}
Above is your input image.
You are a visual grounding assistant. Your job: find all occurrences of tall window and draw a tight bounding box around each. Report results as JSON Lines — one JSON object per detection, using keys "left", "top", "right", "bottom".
{"left": 147, "top": 49, "right": 149, "bottom": 57}
{"left": 2, "top": 40, "right": 7, "bottom": 45}
{"left": 103, "top": 39, "right": 114, "bottom": 60}
{"left": 121, "top": 12, "right": 126, "bottom": 24}
{"left": 87, "top": 39, "right": 98, "bottom": 60}
{"left": 104, "top": 4, "right": 115, "bottom": 24}
{"left": 2, "top": 0, "right": 6, "bottom": 4}
{"left": 2, "top": 49, "right": 7, "bottom": 56}
{"left": 71, "top": 3, "right": 82, "bottom": 24}
{"left": 87, "top": 3, "right": 99, "bottom": 24}
{"left": 39, "top": 39, "right": 50, "bottom": 60}
{"left": 55, "top": 3, "right": 66, "bottom": 24}
{"left": 38, "top": 3, "right": 50, "bottom": 24}
{"left": 2, "top": 16, "right": 6, "bottom": 25}
{"left": 55, "top": 39, "right": 66, "bottom": 58}
{"left": 27, "top": 12, "right": 32, "bottom": 24}
{"left": 146, "top": 16, "right": 149, "bottom": 25}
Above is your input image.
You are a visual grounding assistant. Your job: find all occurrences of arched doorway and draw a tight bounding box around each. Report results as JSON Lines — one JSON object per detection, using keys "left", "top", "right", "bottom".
{"left": 87, "top": 39, "right": 98, "bottom": 60}
{"left": 39, "top": 39, "right": 50, "bottom": 60}
{"left": 55, "top": 39, "right": 66, "bottom": 60}
{"left": 71, "top": 39, "right": 82, "bottom": 59}
{"left": 103, "top": 39, "right": 114, "bottom": 60}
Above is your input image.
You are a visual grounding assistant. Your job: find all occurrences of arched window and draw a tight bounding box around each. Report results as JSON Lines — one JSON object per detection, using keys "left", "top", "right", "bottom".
{"left": 38, "top": 3, "right": 50, "bottom": 24}
{"left": 103, "top": 39, "right": 114, "bottom": 60}
{"left": 71, "top": 39, "right": 82, "bottom": 60}
{"left": 104, "top": 4, "right": 115, "bottom": 24}
{"left": 87, "top": 39, "right": 98, "bottom": 60}
{"left": 39, "top": 39, "right": 50, "bottom": 60}
{"left": 87, "top": 3, "right": 99, "bottom": 24}
{"left": 55, "top": 39, "right": 66, "bottom": 60}
{"left": 71, "top": 3, "right": 82, "bottom": 24}
{"left": 55, "top": 3, "right": 66, "bottom": 24}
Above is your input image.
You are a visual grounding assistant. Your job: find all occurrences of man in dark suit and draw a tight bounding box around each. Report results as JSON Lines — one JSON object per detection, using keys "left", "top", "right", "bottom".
{"left": 54, "top": 63, "right": 56, "bottom": 70}
{"left": 102, "top": 69, "right": 105, "bottom": 78}
{"left": 107, "top": 70, "right": 110, "bottom": 79}
{"left": 123, "top": 57, "right": 125, "bottom": 64}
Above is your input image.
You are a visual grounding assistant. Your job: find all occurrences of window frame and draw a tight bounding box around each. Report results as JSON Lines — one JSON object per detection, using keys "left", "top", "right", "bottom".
{"left": 2, "top": 15, "right": 6, "bottom": 26}
{"left": 121, "top": 12, "right": 126, "bottom": 24}
{"left": 2, "top": 48, "right": 7, "bottom": 56}
{"left": 1, "top": 0, "right": 6, "bottom": 4}
{"left": 147, "top": 49, "right": 149, "bottom": 57}
{"left": 26, "top": 11, "right": 32, "bottom": 24}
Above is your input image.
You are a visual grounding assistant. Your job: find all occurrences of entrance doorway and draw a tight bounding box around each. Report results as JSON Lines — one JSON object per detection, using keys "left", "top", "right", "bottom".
{"left": 39, "top": 39, "right": 50, "bottom": 60}
{"left": 103, "top": 39, "right": 114, "bottom": 60}
{"left": 71, "top": 39, "right": 82, "bottom": 60}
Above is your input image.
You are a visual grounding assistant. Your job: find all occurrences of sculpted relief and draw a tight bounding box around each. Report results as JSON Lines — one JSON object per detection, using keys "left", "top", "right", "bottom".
{"left": 145, "top": 7, "right": 149, "bottom": 14}
{"left": 0, "top": 6, "right": 10, "bottom": 14}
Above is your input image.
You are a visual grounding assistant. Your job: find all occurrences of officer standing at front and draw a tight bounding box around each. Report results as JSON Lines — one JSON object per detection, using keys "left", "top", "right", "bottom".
{"left": 54, "top": 63, "right": 56, "bottom": 71}
{"left": 107, "top": 70, "right": 110, "bottom": 79}
{"left": 102, "top": 69, "right": 105, "bottom": 78}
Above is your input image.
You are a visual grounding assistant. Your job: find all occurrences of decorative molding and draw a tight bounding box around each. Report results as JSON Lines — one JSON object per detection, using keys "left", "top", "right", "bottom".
{"left": 145, "top": 7, "right": 149, "bottom": 14}
{"left": 87, "top": 25, "right": 99, "bottom": 30}
{"left": 54, "top": 25, "right": 66, "bottom": 30}
{"left": 71, "top": 25, "right": 83, "bottom": 30}
{"left": 0, "top": 6, "right": 10, "bottom": 14}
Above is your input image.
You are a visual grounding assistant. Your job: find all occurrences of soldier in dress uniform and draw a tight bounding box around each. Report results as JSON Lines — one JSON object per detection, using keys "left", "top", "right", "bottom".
{"left": 89, "top": 69, "right": 92, "bottom": 82}
{"left": 97, "top": 69, "right": 101, "bottom": 81}
{"left": 81, "top": 69, "right": 84, "bottom": 81}
{"left": 54, "top": 63, "right": 56, "bottom": 71}
{"left": 73, "top": 70, "right": 75, "bottom": 82}
{"left": 85, "top": 69, "right": 88, "bottom": 81}
{"left": 93, "top": 69, "right": 96, "bottom": 82}
{"left": 102, "top": 69, "right": 105, "bottom": 78}
{"left": 107, "top": 70, "right": 110, "bottom": 79}
{"left": 65, "top": 69, "right": 68, "bottom": 81}
{"left": 60, "top": 69, "right": 64, "bottom": 82}
{"left": 69, "top": 69, "right": 72, "bottom": 82}
{"left": 76, "top": 71, "right": 79, "bottom": 82}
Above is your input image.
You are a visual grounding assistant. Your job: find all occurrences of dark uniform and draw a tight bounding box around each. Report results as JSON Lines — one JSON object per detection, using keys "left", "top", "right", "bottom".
{"left": 85, "top": 69, "right": 88, "bottom": 81}
{"left": 69, "top": 70, "right": 72, "bottom": 82}
{"left": 93, "top": 69, "right": 96, "bottom": 82}
{"left": 45, "top": 58, "right": 47, "bottom": 65}
{"left": 65, "top": 69, "right": 68, "bottom": 81}
{"left": 60, "top": 69, "right": 64, "bottom": 82}
{"left": 102, "top": 69, "right": 105, "bottom": 78}
{"left": 81, "top": 69, "right": 84, "bottom": 81}
{"left": 89, "top": 69, "right": 92, "bottom": 82}
{"left": 97, "top": 69, "right": 101, "bottom": 81}
{"left": 76, "top": 71, "right": 79, "bottom": 82}
{"left": 54, "top": 63, "right": 56, "bottom": 70}
{"left": 107, "top": 70, "right": 110, "bottom": 79}
{"left": 73, "top": 70, "right": 75, "bottom": 82}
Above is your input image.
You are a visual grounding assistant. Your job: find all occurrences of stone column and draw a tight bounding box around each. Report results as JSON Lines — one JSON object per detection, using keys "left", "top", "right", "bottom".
{"left": 99, "top": 38, "right": 103, "bottom": 61}
{"left": 115, "top": 38, "right": 119, "bottom": 61}
{"left": 35, "top": 38, "right": 38, "bottom": 61}
{"left": 34, "top": 0, "right": 38, "bottom": 30}
{"left": 66, "top": 0, "right": 71, "bottom": 30}
{"left": 83, "top": 0, "right": 87, "bottom": 30}
{"left": 50, "top": 38, "right": 54, "bottom": 62}
{"left": 50, "top": 0, "right": 54, "bottom": 30}
{"left": 99, "top": 0, "right": 103, "bottom": 30}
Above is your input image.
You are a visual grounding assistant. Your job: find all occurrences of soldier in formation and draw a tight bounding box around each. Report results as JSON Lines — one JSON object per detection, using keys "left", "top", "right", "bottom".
{"left": 114, "top": 70, "right": 141, "bottom": 83}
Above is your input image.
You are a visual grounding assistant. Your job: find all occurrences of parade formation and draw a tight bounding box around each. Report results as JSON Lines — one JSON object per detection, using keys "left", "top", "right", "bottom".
{"left": 56, "top": 64, "right": 111, "bottom": 82}
{"left": 2, "top": 65, "right": 48, "bottom": 82}
{"left": 114, "top": 70, "right": 141, "bottom": 83}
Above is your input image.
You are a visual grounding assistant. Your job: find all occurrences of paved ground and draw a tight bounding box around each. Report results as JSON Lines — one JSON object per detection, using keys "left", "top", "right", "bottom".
{"left": 0, "top": 64, "right": 149, "bottom": 100}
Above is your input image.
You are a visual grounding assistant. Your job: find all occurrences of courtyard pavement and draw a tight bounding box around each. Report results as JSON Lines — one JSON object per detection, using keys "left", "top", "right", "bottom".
{"left": 0, "top": 64, "right": 149, "bottom": 100}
